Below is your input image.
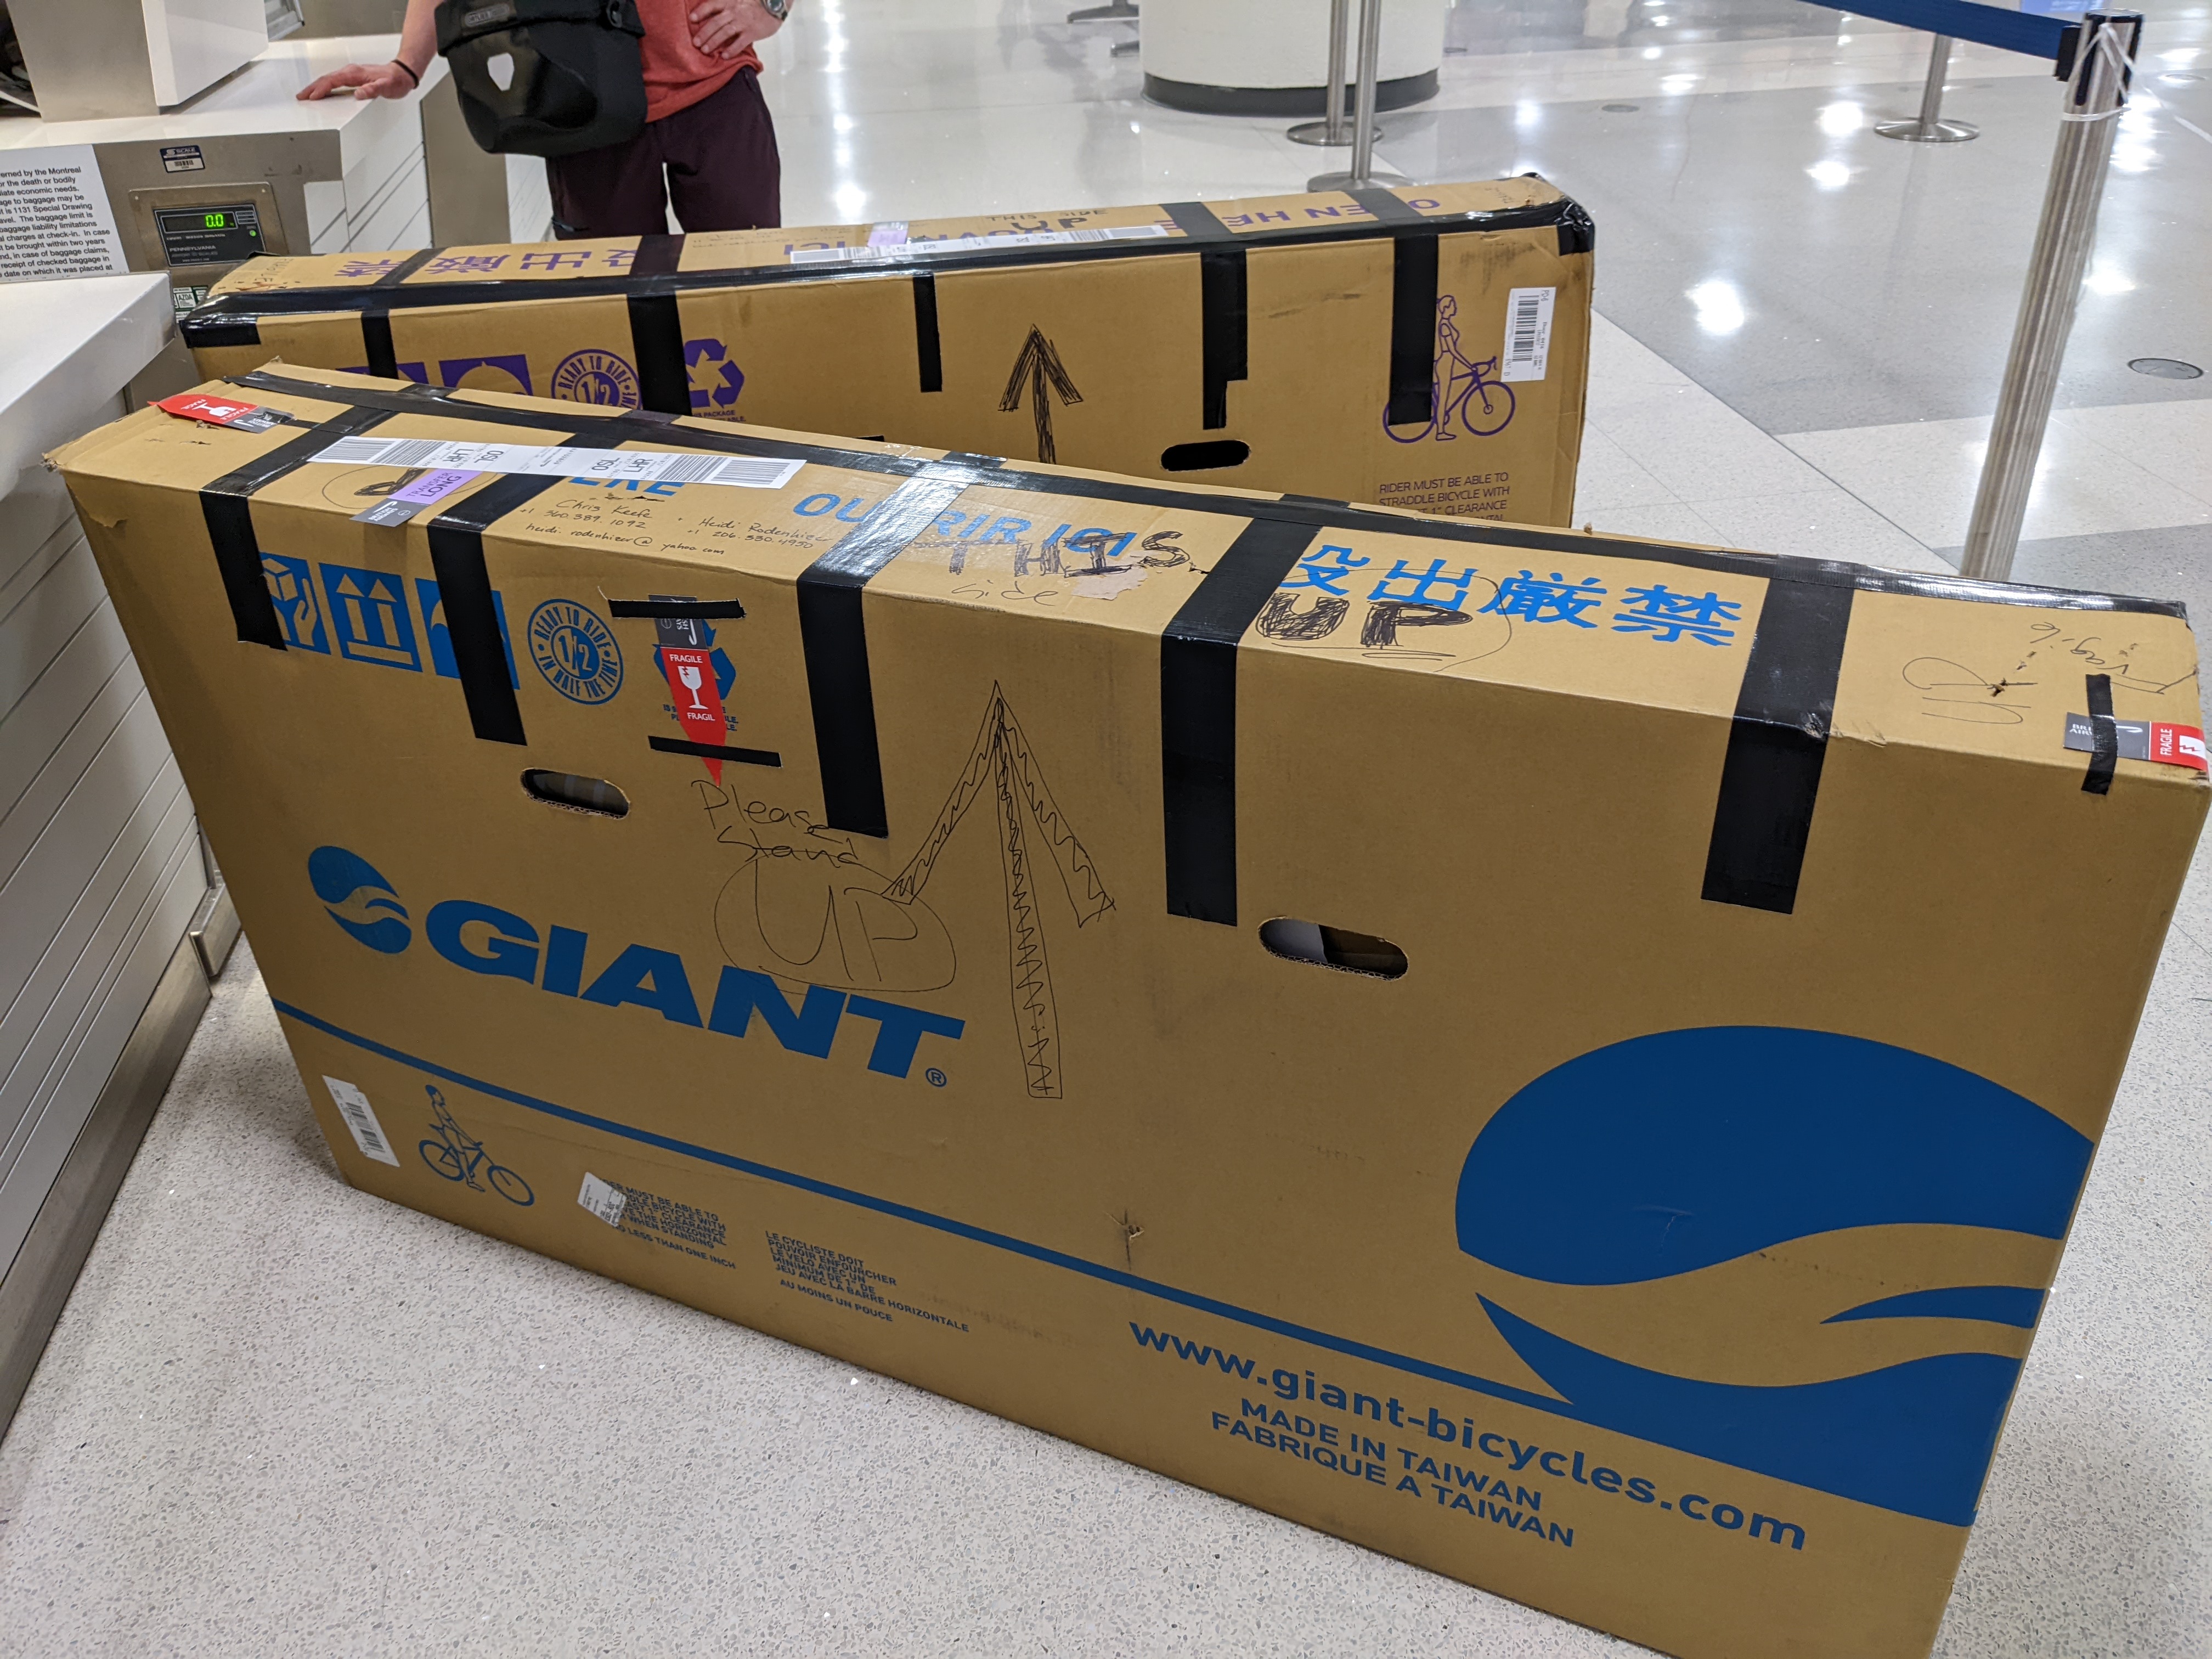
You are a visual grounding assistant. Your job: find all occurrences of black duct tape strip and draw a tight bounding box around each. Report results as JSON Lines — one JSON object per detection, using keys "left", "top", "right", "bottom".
{"left": 911, "top": 280, "right": 946, "bottom": 400}
{"left": 608, "top": 597, "right": 747, "bottom": 619}
{"left": 650, "top": 735, "right": 782, "bottom": 768}
{"left": 223, "top": 374, "right": 2192, "bottom": 619}
{"left": 1161, "top": 518, "right": 1322, "bottom": 926}
{"left": 182, "top": 199, "right": 1588, "bottom": 334}
{"left": 360, "top": 249, "right": 442, "bottom": 376}
{"left": 374, "top": 249, "right": 441, "bottom": 286}
{"left": 424, "top": 429, "right": 624, "bottom": 746}
{"left": 1385, "top": 230, "right": 1440, "bottom": 427}
{"left": 632, "top": 234, "right": 686, "bottom": 278}
{"left": 1162, "top": 202, "right": 1249, "bottom": 431}
{"left": 1348, "top": 187, "right": 1425, "bottom": 225}
{"left": 2083, "top": 673, "right": 2118, "bottom": 795}
{"left": 912, "top": 274, "right": 944, "bottom": 394}
{"left": 1554, "top": 200, "right": 1595, "bottom": 257}
{"left": 798, "top": 469, "right": 975, "bottom": 837}
{"left": 1701, "top": 579, "right": 1854, "bottom": 915}
{"left": 198, "top": 406, "right": 393, "bottom": 648}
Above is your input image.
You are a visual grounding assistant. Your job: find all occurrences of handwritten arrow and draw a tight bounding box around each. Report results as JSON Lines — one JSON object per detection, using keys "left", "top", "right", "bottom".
{"left": 998, "top": 326, "right": 1084, "bottom": 464}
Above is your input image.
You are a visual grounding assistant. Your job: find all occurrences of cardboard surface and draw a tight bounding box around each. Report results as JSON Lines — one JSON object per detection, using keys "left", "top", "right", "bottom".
{"left": 182, "top": 180, "right": 1592, "bottom": 525}
{"left": 58, "top": 367, "right": 2207, "bottom": 1659}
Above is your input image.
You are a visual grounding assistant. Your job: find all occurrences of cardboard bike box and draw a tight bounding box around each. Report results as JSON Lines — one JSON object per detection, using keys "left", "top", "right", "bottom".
{"left": 56, "top": 366, "right": 2208, "bottom": 1659}
{"left": 180, "top": 178, "right": 1592, "bottom": 526}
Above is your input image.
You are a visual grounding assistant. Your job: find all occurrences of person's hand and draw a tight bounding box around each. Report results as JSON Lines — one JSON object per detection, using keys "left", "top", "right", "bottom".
{"left": 687, "top": 0, "right": 781, "bottom": 60}
{"left": 296, "top": 59, "right": 420, "bottom": 100}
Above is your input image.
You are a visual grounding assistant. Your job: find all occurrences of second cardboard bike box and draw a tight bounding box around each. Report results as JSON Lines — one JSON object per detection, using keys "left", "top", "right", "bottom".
{"left": 180, "top": 178, "right": 1592, "bottom": 524}
{"left": 58, "top": 366, "right": 2208, "bottom": 1659}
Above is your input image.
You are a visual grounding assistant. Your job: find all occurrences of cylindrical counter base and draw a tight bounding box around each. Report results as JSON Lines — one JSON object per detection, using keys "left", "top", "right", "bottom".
{"left": 1141, "top": 0, "right": 1444, "bottom": 116}
{"left": 1142, "top": 69, "right": 1438, "bottom": 116}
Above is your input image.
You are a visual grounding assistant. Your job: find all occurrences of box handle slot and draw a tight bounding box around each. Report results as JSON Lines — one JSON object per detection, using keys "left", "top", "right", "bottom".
{"left": 522, "top": 770, "right": 630, "bottom": 817}
{"left": 1160, "top": 440, "right": 1250, "bottom": 472}
{"left": 1258, "top": 918, "right": 1407, "bottom": 979}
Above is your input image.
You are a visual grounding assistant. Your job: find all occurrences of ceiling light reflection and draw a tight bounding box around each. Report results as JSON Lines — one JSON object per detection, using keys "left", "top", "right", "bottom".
{"left": 1818, "top": 100, "right": 1862, "bottom": 136}
{"left": 1688, "top": 279, "right": 1746, "bottom": 335}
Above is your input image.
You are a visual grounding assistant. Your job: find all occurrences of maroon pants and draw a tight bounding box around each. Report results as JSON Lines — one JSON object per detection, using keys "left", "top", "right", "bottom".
{"left": 549, "top": 67, "right": 780, "bottom": 238}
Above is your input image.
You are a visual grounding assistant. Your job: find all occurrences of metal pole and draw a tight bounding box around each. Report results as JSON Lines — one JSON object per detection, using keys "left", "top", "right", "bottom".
{"left": 1308, "top": 0, "right": 1409, "bottom": 190}
{"left": 1289, "top": 0, "right": 1366, "bottom": 146}
{"left": 1876, "top": 35, "right": 1977, "bottom": 142}
{"left": 1960, "top": 12, "right": 2139, "bottom": 582}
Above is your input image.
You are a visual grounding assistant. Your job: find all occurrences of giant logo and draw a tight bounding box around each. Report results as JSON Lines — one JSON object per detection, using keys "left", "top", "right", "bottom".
{"left": 1454, "top": 1028, "right": 2092, "bottom": 1527}
{"left": 305, "top": 848, "right": 963, "bottom": 1081}
{"left": 308, "top": 845, "right": 412, "bottom": 952}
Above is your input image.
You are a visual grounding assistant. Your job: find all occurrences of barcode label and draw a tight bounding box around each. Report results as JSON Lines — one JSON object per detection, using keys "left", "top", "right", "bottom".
{"left": 308, "top": 436, "right": 805, "bottom": 492}
{"left": 788, "top": 223, "right": 1170, "bottom": 265}
{"left": 578, "top": 1172, "right": 628, "bottom": 1227}
{"left": 324, "top": 1077, "right": 400, "bottom": 1167}
{"left": 1499, "top": 287, "right": 1556, "bottom": 383}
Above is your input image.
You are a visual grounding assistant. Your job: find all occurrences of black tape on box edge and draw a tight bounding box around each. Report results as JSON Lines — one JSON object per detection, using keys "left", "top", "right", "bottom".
{"left": 358, "top": 249, "right": 441, "bottom": 377}
{"left": 632, "top": 234, "right": 686, "bottom": 278}
{"left": 425, "top": 476, "right": 561, "bottom": 747}
{"left": 912, "top": 273, "right": 944, "bottom": 393}
{"left": 608, "top": 597, "right": 747, "bottom": 619}
{"left": 650, "top": 735, "right": 782, "bottom": 767}
{"left": 1162, "top": 202, "right": 1248, "bottom": 432}
{"left": 1161, "top": 518, "right": 1322, "bottom": 926}
{"left": 223, "top": 370, "right": 2192, "bottom": 620}
{"left": 797, "top": 471, "right": 974, "bottom": 838}
{"left": 1701, "top": 579, "right": 1854, "bottom": 915}
{"left": 178, "top": 197, "right": 1590, "bottom": 334}
{"left": 198, "top": 406, "right": 393, "bottom": 648}
{"left": 1385, "top": 231, "right": 1440, "bottom": 428}
{"left": 2083, "top": 673, "right": 2118, "bottom": 795}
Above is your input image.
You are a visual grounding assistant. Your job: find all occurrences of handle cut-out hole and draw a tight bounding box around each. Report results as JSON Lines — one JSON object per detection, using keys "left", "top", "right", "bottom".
{"left": 1160, "top": 439, "right": 1250, "bottom": 472}
{"left": 1259, "top": 918, "right": 1407, "bottom": 979}
{"left": 486, "top": 50, "right": 516, "bottom": 91}
{"left": 522, "top": 770, "right": 629, "bottom": 817}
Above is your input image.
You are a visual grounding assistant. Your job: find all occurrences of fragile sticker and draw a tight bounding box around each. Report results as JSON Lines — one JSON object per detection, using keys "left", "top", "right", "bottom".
{"left": 2063, "top": 714, "right": 2208, "bottom": 771}
{"left": 156, "top": 392, "right": 291, "bottom": 432}
{"left": 324, "top": 1076, "right": 400, "bottom": 1166}
{"left": 578, "top": 1172, "right": 628, "bottom": 1227}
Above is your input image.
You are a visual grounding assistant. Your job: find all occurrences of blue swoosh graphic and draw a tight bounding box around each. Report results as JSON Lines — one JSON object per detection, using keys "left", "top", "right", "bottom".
{"left": 1479, "top": 1299, "right": 2019, "bottom": 1526}
{"left": 1457, "top": 1027, "right": 2092, "bottom": 1285}
{"left": 1825, "top": 1285, "right": 2045, "bottom": 1329}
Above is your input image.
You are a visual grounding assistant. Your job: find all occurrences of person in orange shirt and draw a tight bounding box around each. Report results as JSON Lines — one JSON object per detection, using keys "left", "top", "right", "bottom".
{"left": 298, "top": 0, "right": 785, "bottom": 236}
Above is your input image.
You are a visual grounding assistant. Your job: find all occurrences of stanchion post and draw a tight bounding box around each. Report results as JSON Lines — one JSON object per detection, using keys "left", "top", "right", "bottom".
{"left": 1876, "top": 35, "right": 1978, "bottom": 142}
{"left": 1288, "top": 0, "right": 1362, "bottom": 146}
{"left": 1960, "top": 11, "right": 2140, "bottom": 582}
{"left": 1308, "top": 0, "right": 1410, "bottom": 190}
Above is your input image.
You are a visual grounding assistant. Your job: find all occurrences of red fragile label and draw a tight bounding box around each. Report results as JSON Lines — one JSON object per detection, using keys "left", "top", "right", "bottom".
{"left": 155, "top": 392, "right": 287, "bottom": 431}
{"left": 2151, "top": 723, "right": 2209, "bottom": 771}
{"left": 661, "top": 646, "right": 729, "bottom": 782}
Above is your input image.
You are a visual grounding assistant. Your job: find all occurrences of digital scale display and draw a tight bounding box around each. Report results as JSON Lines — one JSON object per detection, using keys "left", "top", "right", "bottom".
{"left": 154, "top": 203, "right": 263, "bottom": 269}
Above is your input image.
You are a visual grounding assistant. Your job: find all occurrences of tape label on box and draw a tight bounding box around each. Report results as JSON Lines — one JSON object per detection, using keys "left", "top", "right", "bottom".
{"left": 324, "top": 1076, "right": 400, "bottom": 1166}
{"left": 1500, "top": 287, "right": 1555, "bottom": 384}
{"left": 789, "top": 224, "right": 1170, "bottom": 266}
{"left": 578, "top": 1171, "right": 628, "bottom": 1226}
{"left": 309, "top": 435, "right": 805, "bottom": 491}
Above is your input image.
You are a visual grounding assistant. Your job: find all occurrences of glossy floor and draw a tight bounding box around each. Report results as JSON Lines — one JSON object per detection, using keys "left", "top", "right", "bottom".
{"left": 3, "top": 4, "right": 2209, "bottom": 1657}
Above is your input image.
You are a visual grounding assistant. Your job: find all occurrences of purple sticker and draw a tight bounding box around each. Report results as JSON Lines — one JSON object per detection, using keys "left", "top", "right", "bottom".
{"left": 351, "top": 469, "right": 482, "bottom": 527}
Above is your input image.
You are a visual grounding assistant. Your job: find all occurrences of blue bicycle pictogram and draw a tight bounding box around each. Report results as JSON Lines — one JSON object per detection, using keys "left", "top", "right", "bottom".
{"left": 1384, "top": 296, "right": 1516, "bottom": 443}
{"left": 419, "top": 1085, "right": 534, "bottom": 1205}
